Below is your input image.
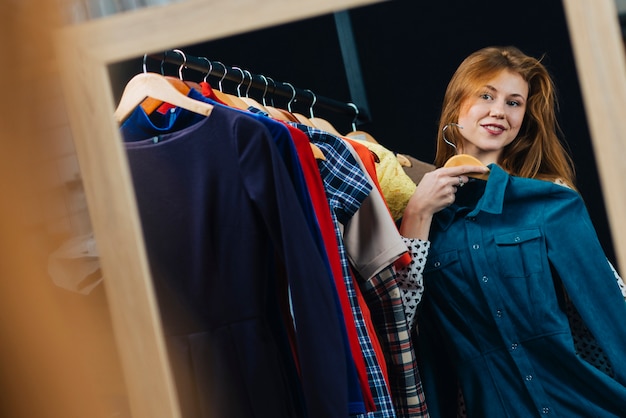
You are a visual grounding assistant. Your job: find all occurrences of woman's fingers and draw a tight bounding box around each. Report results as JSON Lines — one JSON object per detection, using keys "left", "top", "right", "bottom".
{"left": 440, "top": 164, "right": 489, "bottom": 178}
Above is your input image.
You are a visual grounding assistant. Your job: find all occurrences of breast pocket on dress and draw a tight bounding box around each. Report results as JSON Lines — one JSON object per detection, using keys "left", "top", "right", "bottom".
{"left": 494, "top": 228, "right": 544, "bottom": 278}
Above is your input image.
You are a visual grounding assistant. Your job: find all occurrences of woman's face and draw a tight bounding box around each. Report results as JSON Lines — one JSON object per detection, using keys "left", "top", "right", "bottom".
{"left": 456, "top": 69, "right": 528, "bottom": 165}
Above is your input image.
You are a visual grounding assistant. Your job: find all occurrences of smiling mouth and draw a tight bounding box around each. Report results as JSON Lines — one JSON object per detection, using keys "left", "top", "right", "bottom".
{"left": 481, "top": 124, "right": 505, "bottom": 134}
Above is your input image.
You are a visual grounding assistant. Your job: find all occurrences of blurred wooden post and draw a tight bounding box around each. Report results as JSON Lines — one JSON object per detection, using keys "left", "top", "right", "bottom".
{"left": 562, "top": 0, "right": 626, "bottom": 272}
{"left": 0, "top": 1, "right": 111, "bottom": 417}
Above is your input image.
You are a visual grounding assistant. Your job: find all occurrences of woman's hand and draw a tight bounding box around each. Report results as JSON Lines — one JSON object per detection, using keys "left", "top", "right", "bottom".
{"left": 400, "top": 165, "right": 489, "bottom": 239}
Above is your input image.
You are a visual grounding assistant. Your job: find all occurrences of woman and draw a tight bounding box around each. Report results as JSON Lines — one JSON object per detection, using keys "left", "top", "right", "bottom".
{"left": 397, "top": 46, "right": 626, "bottom": 417}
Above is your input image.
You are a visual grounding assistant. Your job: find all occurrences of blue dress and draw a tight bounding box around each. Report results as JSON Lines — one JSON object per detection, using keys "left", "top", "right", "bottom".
{"left": 418, "top": 164, "right": 626, "bottom": 417}
{"left": 122, "top": 104, "right": 349, "bottom": 418}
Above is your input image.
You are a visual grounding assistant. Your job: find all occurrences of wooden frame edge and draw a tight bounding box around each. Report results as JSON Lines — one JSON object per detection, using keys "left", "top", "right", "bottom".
{"left": 54, "top": 0, "right": 626, "bottom": 416}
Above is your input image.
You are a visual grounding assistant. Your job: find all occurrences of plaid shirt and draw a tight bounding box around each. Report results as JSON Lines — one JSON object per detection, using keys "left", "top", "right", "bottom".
{"left": 362, "top": 262, "right": 429, "bottom": 418}
{"left": 294, "top": 124, "right": 398, "bottom": 418}
{"left": 340, "top": 138, "right": 429, "bottom": 417}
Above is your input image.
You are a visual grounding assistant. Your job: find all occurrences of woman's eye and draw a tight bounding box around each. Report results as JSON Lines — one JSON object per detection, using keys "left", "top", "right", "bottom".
{"left": 480, "top": 93, "right": 492, "bottom": 100}
{"left": 507, "top": 100, "right": 520, "bottom": 107}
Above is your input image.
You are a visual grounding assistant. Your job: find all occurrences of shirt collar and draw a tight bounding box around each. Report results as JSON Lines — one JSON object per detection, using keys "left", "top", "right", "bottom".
{"left": 434, "top": 163, "right": 509, "bottom": 231}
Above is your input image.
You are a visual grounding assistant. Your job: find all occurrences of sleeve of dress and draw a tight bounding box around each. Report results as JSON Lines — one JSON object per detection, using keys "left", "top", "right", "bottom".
{"left": 396, "top": 237, "right": 430, "bottom": 330}
{"left": 545, "top": 188, "right": 626, "bottom": 383}
{"left": 554, "top": 180, "right": 626, "bottom": 301}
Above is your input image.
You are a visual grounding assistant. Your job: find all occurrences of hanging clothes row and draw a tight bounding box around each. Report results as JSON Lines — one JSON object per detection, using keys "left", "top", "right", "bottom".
{"left": 112, "top": 54, "right": 430, "bottom": 418}
{"left": 146, "top": 49, "right": 371, "bottom": 127}
{"left": 122, "top": 49, "right": 432, "bottom": 221}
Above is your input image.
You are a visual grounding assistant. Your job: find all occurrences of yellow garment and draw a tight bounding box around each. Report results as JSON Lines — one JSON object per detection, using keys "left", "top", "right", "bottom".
{"left": 354, "top": 140, "right": 416, "bottom": 221}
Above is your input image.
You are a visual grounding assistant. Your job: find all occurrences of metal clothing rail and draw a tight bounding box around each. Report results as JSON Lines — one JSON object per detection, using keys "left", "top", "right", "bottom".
{"left": 148, "top": 50, "right": 370, "bottom": 125}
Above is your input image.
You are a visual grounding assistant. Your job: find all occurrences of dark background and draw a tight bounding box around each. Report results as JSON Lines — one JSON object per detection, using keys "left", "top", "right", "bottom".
{"left": 110, "top": 0, "right": 618, "bottom": 267}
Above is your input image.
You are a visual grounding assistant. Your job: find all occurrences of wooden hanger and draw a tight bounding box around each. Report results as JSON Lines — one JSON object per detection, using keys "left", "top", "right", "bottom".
{"left": 274, "top": 82, "right": 314, "bottom": 127}
{"left": 258, "top": 76, "right": 286, "bottom": 120}
{"left": 275, "top": 108, "right": 300, "bottom": 122}
{"left": 205, "top": 61, "right": 245, "bottom": 110}
{"left": 263, "top": 110, "right": 324, "bottom": 159}
{"left": 443, "top": 154, "right": 490, "bottom": 180}
{"left": 236, "top": 69, "right": 272, "bottom": 113}
{"left": 144, "top": 49, "right": 208, "bottom": 114}
{"left": 344, "top": 104, "right": 378, "bottom": 142}
{"left": 440, "top": 122, "right": 489, "bottom": 179}
{"left": 396, "top": 154, "right": 411, "bottom": 167}
{"left": 184, "top": 80, "right": 203, "bottom": 93}
{"left": 345, "top": 130, "right": 379, "bottom": 144}
{"left": 292, "top": 113, "right": 315, "bottom": 127}
{"left": 307, "top": 141, "right": 326, "bottom": 160}
{"left": 263, "top": 106, "right": 289, "bottom": 121}
{"left": 259, "top": 83, "right": 322, "bottom": 160}
{"left": 277, "top": 82, "right": 307, "bottom": 123}
{"left": 138, "top": 50, "right": 205, "bottom": 116}
{"left": 309, "top": 117, "right": 342, "bottom": 136}
{"left": 298, "top": 88, "right": 343, "bottom": 136}
{"left": 224, "top": 94, "right": 251, "bottom": 110}
{"left": 139, "top": 75, "right": 191, "bottom": 115}
{"left": 114, "top": 72, "right": 213, "bottom": 123}
{"left": 220, "top": 66, "right": 257, "bottom": 111}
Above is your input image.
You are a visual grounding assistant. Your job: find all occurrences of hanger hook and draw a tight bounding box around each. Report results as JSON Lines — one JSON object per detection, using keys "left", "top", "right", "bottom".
{"left": 283, "top": 82, "right": 296, "bottom": 112}
{"left": 243, "top": 70, "right": 254, "bottom": 98}
{"left": 214, "top": 61, "right": 227, "bottom": 91}
{"left": 442, "top": 123, "right": 463, "bottom": 151}
{"left": 266, "top": 77, "right": 276, "bottom": 107}
{"left": 304, "top": 89, "right": 316, "bottom": 118}
{"left": 200, "top": 57, "right": 212, "bottom": 83}
{"left": 259, "top": 75, "right": 269, "bottom": 106}
{"left": 347, "top": 103, "right": 359, "bottom": 132}
{"left": 172, "top": 49, "right": 187, "bottom": 80}
{"left": 160, "top": 55, "right": 166, "bottom": 75}
{"left": 142, "top": 54, "right": 148, "bottom": 73}
{"left": 232, "top": 67, "right": 245, "bottom": 97}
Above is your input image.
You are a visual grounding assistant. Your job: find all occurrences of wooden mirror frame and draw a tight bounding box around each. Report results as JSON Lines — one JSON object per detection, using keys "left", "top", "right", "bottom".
{"left": 54, "top": 0, "right": 626, "bottom": 416}
{"left": 54, "top": 1, "right": 384, "bottom": 417}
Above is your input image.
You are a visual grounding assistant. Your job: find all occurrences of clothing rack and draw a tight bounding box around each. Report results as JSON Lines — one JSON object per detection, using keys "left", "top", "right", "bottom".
{"left": 148, "top": 50, "right": 371, "bottom": 125}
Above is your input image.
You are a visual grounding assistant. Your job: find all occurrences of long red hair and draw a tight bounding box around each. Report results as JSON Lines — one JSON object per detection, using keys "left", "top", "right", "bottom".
{"left": 434, "top": 46, "right": 576, "bottom": 188}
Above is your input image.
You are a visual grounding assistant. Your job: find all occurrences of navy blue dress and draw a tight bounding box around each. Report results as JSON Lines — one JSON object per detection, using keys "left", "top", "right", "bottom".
{"left": 122, "top": 105, "right": 348, "bottom": 417}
